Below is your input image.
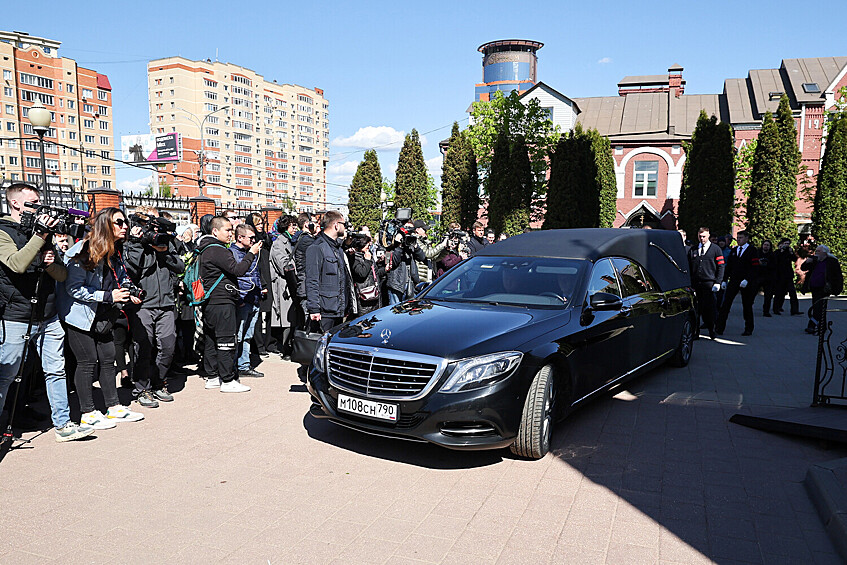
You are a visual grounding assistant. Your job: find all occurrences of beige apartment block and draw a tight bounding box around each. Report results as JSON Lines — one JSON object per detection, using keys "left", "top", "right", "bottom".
{"left": 147, "top": 56, "right": 329, "bottom": 211}
{"left": 0, "top": 31, "right": 116, "bottom": 196}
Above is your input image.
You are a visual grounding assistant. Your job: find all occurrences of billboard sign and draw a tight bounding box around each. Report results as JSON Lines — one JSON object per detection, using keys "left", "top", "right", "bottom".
{"left": 121, "top": 133, "right": 182, "bottom": 164}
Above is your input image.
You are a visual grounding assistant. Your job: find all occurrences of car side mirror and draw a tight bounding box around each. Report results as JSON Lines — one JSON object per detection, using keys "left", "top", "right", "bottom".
{"left": 588, "top": 292, "right": 623, "bottom": 312}
{"left": 414, "top": 281, "right": 431, "bottom": 296}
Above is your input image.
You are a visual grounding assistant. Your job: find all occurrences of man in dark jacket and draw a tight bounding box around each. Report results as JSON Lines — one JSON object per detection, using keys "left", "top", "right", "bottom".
{"left": 716, "top": 230, "right": 760, "bottom": 336}
{"left": 124, "top": 213, "right": 185, "bottom": 407}
{"left": 293, "top": 213, "right": 319, "bottom": 304}
{"left": 687, "top": 227, "right": 725, "bottom": 340}
{"left": 231, "top": 223, "right": 265, "bottom": 378}
{"left": 802, "top": 244, "right": 844, "bottom": 334}
{"left": 199, "top": 216, "right": 262, "bottom": 393}
{"left": 385, "top": 222, "right": 426, "bottom": 304}
{"left": 773, "top": 238, "right": 801, "bottom": 316}
{"left": 305, "top": 210, "right": 353, "bottom": 332}
{"left": 467, "top": 221, "right": 488, "bottom": 257}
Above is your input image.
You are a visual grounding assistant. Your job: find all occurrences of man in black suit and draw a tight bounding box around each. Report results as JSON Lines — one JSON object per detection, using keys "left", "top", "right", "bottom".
{"left": 688, "top": 227, "right": 725, "bottom": 339}
{"left": 716, "top": 230, "right": 760, "bottom": 336}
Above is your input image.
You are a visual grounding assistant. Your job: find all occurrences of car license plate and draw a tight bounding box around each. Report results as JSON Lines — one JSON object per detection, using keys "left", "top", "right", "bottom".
{"left": 337, "top": 394, "right": 398, "bottom": 422}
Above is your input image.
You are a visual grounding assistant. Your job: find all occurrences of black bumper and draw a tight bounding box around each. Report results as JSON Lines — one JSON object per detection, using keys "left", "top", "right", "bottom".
{"left": 306, "top": 363, "right": 531, "bottom": 451}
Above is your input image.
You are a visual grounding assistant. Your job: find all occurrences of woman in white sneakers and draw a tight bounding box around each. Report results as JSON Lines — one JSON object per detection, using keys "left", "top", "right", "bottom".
{"left": 58, "top": 207, "right": 144, "bottom": 429}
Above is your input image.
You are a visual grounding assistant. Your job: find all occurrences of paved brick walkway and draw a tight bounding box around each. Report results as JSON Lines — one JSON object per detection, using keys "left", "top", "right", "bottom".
{"left": 1, "top": 295, "right": 845, "bottom": 564}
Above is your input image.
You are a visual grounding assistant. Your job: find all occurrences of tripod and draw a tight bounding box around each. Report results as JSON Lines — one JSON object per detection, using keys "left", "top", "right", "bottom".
{"left": 1, "top": 269, "right": 45, "bottom": 448}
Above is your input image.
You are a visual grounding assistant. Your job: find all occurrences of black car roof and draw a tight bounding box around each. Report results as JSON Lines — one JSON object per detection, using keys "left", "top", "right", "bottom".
{"left": 477, "top": 228, "right": 690, "bottom": 291}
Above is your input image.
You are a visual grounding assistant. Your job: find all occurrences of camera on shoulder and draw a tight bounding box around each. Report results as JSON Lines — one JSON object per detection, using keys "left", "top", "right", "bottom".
{"left": 130, "top": 213, "right": 176, "bottom": 247}
{"left": 378, "top": 208, "right": 417, "bottom": 249}
{"left": 19, "top": 201, "right": 88, "bottom": 240}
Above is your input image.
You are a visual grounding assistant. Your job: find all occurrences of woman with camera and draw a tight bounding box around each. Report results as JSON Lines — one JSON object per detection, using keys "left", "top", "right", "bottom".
{"left": 349, "top": 235, "right": 384, "bottom": 314}
{"left": 58, "top": 207, "right": 145, "bottom": 429}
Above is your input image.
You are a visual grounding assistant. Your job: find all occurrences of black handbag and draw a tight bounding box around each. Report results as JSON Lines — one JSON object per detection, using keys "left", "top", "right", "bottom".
{"left": 291, "top": 323, "right": 323, "bottom": 366}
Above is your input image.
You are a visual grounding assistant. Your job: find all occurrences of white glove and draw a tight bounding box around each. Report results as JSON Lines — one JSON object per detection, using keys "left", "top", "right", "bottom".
{"left": 712, "top": 283, "right": 720, "bottom": 292}
{"left": 740, "top": 279, "right": 748, "bottom": 289}
{"left": 721, "top": 282, "right": 727, "bottom": 290}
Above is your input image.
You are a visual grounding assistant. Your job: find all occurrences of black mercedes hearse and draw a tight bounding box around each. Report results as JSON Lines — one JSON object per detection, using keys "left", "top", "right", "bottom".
{"left": 307, "top": 229, "right": 695, "bottom": 459}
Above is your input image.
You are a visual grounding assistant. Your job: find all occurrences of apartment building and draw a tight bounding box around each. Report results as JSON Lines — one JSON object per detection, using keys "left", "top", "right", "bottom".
{"left": 0, "top": 31, "right": 115, "bottom": 193}
{"left": 147, "top": 56, "right": 329, "bottom": 211}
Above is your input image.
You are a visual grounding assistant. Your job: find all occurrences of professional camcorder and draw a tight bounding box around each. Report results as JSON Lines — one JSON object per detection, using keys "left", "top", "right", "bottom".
{"left": 19, "top": 201, "right": 88, "bottom": 240}
{"left": 130, "top": 213, "right": 176, "bottom": 247}
{"left": 378, "top": 207, "right": 417, "bottom": 249}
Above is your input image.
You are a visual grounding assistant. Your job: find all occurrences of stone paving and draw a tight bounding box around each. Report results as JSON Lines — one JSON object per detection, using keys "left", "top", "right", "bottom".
{"left": 1, "top": 295, "right": 845, "bottom": 564}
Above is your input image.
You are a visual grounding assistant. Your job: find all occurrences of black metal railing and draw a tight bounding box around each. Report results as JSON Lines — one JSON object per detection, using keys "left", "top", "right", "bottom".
{"left": 812, "top": 296, "right": 847, "bottom": 406}
{"left": 0, "top": 181, "right": 88, "bottom": 215}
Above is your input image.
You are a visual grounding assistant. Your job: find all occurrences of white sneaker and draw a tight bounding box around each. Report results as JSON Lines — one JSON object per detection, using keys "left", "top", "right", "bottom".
{"left": 106, "top": 406, "right": 144, "bottom": 422}
{"left": 81, "top": 410, "right": 116, "bottom": 430}
{"left": 220, "top": 380, "right": 250, "bottom": 393}
{"left": 205, "top": 377, "right": 221, "bottom": 389}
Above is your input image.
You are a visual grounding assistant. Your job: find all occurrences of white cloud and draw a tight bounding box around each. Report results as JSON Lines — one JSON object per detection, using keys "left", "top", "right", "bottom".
{"left": 426, "top": 156, "right": 443, "bottom": 176}
{"left": 332, "top": 126, "right": 428, "bottom": 149}
{"left": 328, "top": 160, "right": 360, "bottom": 176}
{"left": 333, "top": 126, "right": 406, "bottom": 149}
{"left": 118, "top": 174, "right": 154, "bottom": 194}
{"left": 597, "top": 57, "right": 612, "bottom": 64}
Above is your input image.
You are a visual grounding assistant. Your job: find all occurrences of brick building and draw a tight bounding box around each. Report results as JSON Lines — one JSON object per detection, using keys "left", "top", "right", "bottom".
{"left": 147, "top": 57, "right": 328, "bottom": 212}
{"left": 0, "top": 30, "right": 115, "bottom": 192}
{"left": 536, "top": 57, "right": 847, "bottom": 232}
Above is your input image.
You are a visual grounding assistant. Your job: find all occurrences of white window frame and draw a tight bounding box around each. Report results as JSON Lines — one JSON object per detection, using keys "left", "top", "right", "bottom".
{"left": 633, "top": 161, "right": 659, "bottom": 198}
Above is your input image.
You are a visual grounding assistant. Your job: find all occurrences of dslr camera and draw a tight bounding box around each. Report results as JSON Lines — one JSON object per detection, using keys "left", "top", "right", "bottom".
{"left": 130, "top": 213, "right": 176, "bottom": 247}
{"left": 378, "top": 208, "right": 417, "bottom": 249}
{"left": 120, "top": 280, "right": 147, "bottom": 301}
{"left": 19, "top": 201, "right": 88, "bottom": 240}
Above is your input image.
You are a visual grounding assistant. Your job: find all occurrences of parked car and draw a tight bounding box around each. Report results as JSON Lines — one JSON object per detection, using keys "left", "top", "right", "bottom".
{"left": 307, "top": 229, "right": 695, "bottom": 459}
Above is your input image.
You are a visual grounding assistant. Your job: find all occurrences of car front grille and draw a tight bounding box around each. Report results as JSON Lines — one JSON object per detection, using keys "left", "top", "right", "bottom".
{"left": 327, "top": 346, "right": 445, "bottom": 400}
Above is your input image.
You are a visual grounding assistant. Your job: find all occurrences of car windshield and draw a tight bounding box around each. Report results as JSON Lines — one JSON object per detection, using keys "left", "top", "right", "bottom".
{"left": 423, "top": 256, "right": 588, "bottom": 307}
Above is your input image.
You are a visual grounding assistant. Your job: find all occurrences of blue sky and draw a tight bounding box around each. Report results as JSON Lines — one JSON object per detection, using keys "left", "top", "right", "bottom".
{"left": 5, "top": 0, "right": 845, "bottom": 207}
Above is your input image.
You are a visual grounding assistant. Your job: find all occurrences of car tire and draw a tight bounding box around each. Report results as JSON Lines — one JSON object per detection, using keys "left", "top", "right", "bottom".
{"left": 511, "top": 365, "right": 555, "bottom": 460}
{"left": 669, "top": 313, "right": 695, "bottom": 367}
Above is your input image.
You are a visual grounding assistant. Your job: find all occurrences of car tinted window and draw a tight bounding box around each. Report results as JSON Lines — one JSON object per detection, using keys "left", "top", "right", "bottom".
{"left": 612, "top": 257, "right": 649, "bottom": 297}
{"left": 586, "top": 258, "right": 621, "bottom": 298}
{"left": 423, "top": 256, "right": 587, "bottom": 307}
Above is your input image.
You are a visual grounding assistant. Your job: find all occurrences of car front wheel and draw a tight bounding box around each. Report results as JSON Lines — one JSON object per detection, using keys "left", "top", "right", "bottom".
{"left": 511, "top": 365, "right": 555, "bottom": 460}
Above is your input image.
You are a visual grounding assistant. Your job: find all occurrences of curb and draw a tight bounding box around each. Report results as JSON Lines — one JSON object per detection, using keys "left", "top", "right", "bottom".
{"left": 804, "top": 457, "right": 847, "bottom": 561}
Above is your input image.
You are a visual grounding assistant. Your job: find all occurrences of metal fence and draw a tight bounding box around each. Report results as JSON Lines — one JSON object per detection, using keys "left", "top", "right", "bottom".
{"left": 813, "top": 296, "right": 847, "bottom": 407}
{"left": 0, "top": 180, "right": 88, "bottom": 215}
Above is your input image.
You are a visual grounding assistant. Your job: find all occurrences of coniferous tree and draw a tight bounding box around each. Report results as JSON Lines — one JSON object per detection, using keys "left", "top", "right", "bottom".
{"left": 499, "top": 135, "right": 533, "bottom": 236}
{"left": 459, "top": 144, "right": 480, "bottom": 230}
{"left": 487, "top": 130, "right": 512, "bottom": 235}
{"left": 746, "top": 112, "right": 782, "bottom": 244}
{"left": 775, "top": 95, "right": 801, "bottom": 239}
{"left": 678, "top": 111, "right": 736, "bottom": 238}
{"left": 347, "top": 149, "right": 383, "bottom": 235}
{"left": 812, "top": 113, "right": 847, "bottom": 272}
{"left": 440, "top": 123, "right": 464, "bottom": 228}
{"left": 544, "top": 125, "right": 616, "bottom": 229}
{"left": 394, "top": 129, "right": 431, "bottom": 221}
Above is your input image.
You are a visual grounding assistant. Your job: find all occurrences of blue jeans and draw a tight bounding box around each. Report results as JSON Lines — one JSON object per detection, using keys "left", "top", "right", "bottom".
{"left": 387, "top": 288, "right": 405, "bottom": 305}
{"left": 0, "top": 316, "right": 70, "bottom": 428}
{"left": 236, "top": 303, "right": 260, "bottom": 371}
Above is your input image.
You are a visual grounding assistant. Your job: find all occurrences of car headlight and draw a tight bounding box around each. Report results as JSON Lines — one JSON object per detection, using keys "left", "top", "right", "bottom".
{"left": 439, "top": 351, "right": 523, "bottom": 393}
{"left": 312, "top": 333, "right": 329, "bottom": 373}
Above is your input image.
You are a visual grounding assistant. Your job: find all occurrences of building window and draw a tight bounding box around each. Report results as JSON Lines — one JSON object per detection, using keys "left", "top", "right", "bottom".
{"left": 82, "top": 88, "right": 93, "bottom": 99}
{"left": 5, "top": 104, "right": 13, "bottom": 114}
{"left": 84, "top": 134, "right": 95, "bottom": 143}
{"left": 100, "top": 136, "right": 110, "bottom": 145}
{"left": 66, "top": 84, "right": 74, "bottom": 93}
{"left": 2, "top": 70, "right": 11, "bottom": 80}
{"left": 633, "top": 161, "right": 659, "bottom": 198}
{"left": 101, "top": 166, "right": 111, "bottom": 175}
{"left": 671, "top": 145, "right": 680, "bottom": 155}
{"left": 100, "top": 120, "right": 109, "bottom": 130}
{"left": 98, "top": 105, "right": 108, "bottom": 116}
{"left": 4, "top": 87, "right": 12, "bottom": 97}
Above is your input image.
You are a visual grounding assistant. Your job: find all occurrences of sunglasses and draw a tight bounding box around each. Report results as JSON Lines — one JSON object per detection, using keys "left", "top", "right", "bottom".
{"left": 113, "top": 218, "right": 127, "bottom": 227}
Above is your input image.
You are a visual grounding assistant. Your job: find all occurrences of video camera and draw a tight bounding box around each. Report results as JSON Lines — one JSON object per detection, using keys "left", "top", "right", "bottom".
{"left": 19, "top": 202, "right": 88, "bottom": 240}
{"left": 378, "top": 207, "right": 417, "bottom": 249}
{"left": 130, "top": 213, "right": 176, "bottom": 247}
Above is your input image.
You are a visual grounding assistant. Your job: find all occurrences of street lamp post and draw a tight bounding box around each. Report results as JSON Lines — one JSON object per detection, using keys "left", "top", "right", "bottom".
{"left": 27, "top": 101, "right": 52, "bottom": 204}
{"left": 177, "top": 105, "right": 229, "bottom": 198}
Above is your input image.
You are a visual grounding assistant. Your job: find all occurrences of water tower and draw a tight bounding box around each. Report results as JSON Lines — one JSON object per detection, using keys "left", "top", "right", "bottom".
{"left": 475, "top": 39, "right": 543, "bottom": 101}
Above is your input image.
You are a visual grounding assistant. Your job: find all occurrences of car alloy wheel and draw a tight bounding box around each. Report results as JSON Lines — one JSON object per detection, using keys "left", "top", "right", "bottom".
{"left": 511, "top": 365, "right": 555, "bottom": 460}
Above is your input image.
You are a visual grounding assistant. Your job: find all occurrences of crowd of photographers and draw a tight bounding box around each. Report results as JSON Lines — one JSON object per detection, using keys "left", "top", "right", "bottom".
{"left": 0, "top": 181, "right": 501, "bottom": 444}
